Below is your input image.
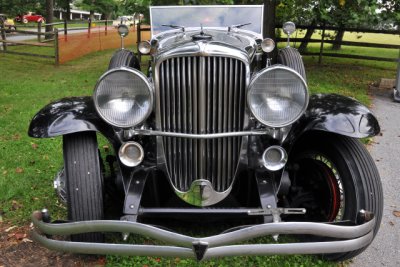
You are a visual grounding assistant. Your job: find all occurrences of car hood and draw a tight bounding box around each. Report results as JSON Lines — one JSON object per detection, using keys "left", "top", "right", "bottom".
{"left": 153, "top": 29, "right": 260, "bottom": 62}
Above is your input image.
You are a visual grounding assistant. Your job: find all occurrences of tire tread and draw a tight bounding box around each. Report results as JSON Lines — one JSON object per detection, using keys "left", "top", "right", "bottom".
{"left": 63, "top": 132, "right": 104, "bottom": 242}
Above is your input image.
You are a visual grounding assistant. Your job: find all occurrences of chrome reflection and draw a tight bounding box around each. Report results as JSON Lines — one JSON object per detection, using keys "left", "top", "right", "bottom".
{"left": 175, "top": 179, "right": 232, "bottom": 206}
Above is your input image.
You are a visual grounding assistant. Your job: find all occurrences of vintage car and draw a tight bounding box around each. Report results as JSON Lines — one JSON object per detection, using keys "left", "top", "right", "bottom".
{"left": 112, "top": 15, "right": 135, "bottom": 28}
{"left": 15, "top": 12, "right": 45, "bottom": 23}
{"left": 29, "top": 5, "right": 382, "bottom": 262}
{"left": 0, "top": 14, "right": 16, "bottom": 31}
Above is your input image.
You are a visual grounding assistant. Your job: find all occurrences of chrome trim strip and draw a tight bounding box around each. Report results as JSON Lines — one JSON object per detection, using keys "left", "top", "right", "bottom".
{"left": 133, "top": 129, "right": 268, "bottom": 139}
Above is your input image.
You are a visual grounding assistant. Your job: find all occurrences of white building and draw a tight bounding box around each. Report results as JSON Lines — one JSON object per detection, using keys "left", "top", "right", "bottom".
{"left": 54, "top": 9, "right": 102, "bottom": 20}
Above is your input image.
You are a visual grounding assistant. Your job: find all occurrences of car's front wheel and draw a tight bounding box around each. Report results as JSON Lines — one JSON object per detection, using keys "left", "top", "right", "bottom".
{"left": 63, "top": 131, "right": 104, "bottom": 242}
{"left": 287, "top": 132, "right": 383, "bottom": 261}
{"left": 108, "top": 49, "right": 140, "bottom": 70}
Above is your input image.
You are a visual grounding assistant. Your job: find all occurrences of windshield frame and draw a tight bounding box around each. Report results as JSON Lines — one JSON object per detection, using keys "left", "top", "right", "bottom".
{"left": 149, "top": 5, "right": 264, "bottom": 37}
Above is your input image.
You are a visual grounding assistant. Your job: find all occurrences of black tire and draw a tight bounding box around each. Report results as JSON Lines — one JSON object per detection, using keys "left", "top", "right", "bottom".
{"left": 63, "top": 132, "right": 104, "bottom": 242}
{"left": 288, "top": 132, "right": 383, "bottom": 261}
{"left": 278, "top": 47, "right": 306, "bottom": 80}
{"left": 108, "top": 49, "right": 140, "bottom": 70}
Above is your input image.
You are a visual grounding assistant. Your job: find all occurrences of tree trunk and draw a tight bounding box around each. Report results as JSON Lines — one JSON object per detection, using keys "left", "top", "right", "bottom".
{"left": 90, "top": 10, "right": 95, "bottom": 21}
{"left": 45, "top": 0, "right": 53, "bottom": 38}
{"left": 263, "top": 0, "right": 277, "bottom": 63}
{"left": 66, "top": 1, "right": 71, "bottom": 21}
{"left": 298, "top": 20, "right": 316, "bottom": 53}
{"left": 332, "top": 29, "right": 345, "bottom": 50}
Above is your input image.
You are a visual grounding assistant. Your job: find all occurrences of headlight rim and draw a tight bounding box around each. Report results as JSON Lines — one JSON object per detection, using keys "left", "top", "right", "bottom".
{"left": 93, "top": 66, "right": 154, "bottom": 128}
{"left": 247, "top": 65, "right": 309, "bottom": 128}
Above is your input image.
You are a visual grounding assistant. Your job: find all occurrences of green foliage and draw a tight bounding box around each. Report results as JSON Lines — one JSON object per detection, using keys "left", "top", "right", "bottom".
{"left": 0, "top": 0, "right": 45, "bottom": 16}
{"left": 75, "top": 0, "right": 119, "bottom": 18}
{"left": 378, "top": 0, "right": 400, "bottom": 29}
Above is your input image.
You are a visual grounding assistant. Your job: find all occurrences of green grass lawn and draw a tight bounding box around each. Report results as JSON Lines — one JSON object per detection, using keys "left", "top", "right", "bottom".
{"left": 0, "top": 39, "right": 397, "bottom": 266}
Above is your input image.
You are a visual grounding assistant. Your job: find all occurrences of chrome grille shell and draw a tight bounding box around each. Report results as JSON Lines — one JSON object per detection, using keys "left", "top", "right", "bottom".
{"left": 153, "top": 43, "right": 251, "bottom": 204}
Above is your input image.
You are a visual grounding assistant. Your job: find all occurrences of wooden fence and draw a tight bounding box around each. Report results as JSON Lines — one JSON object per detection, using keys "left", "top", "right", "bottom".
{"left": 2, "top": 20, "right": 398, "bottom": 65}
{"left": 0, "top": 19, "right": 114, "bottom": 65}
{"left": 0, "top": 21, "right": 59, "bottom": 65}
{"left": 275, "top": 24, "right": 400, "bottom": 63}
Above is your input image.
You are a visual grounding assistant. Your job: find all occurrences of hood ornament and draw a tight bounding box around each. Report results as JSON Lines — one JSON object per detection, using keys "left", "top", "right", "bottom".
{"left": 192, "top": 24, "right": 212, "bottom": 41}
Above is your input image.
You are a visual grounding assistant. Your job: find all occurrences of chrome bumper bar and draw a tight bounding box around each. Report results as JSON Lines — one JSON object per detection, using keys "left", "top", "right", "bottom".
{"left": 31, "top": 210, "right": 375, "bottom": 260}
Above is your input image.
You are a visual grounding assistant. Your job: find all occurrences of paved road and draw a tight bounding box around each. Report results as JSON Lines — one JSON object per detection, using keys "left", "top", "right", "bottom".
{"left": 4, "top": 29, "right": 89, "bottom": 42}
{"left": 352, "top": 92, "right": 400, "bottom": 266}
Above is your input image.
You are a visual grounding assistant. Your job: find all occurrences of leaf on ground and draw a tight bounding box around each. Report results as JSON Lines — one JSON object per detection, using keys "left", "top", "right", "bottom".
{"left": 5, "top": 226, "right": 17, "bottom": 232}
{"left": 31, "top": 143, "right": 38, "bottom": 149}
{"left": 15, "top": 167, "right": 24, "bottom": 173}
{"left": 14, "top": 233, "right": 27, "bottom": 240}
{"left": 393, "top": 210, "right": 400, "bottom": 217}
{"left": 389, "top": 221, "right": 395, "bottom": 226}
{"left": 22, "top": 238, "right": 33, "bottom": 243}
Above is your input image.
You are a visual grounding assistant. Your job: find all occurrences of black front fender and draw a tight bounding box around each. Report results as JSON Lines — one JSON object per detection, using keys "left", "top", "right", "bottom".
{"left": 286, "top": 94, "right": 380, "bottom": 144}
{"left": 28, "top": 97, "right": 116, "bottom": 142}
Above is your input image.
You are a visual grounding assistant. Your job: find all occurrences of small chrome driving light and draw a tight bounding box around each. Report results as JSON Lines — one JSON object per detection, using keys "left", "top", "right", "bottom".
{"left": 283, "top": 21, "right": 296, "bottom": 35}
{"left": 138, "top": 41, "right": 151, "bottom": 54}
{"left": 119, "top": 142, "right": 144, "bottom": 167}
{"left": 117, "top": 24, "right": 129, "bottom": 37}
{"left": 262, "top": 146, "right": 288, "bottom": 171}
{"left": 261, "top": 38, "right": 275, "bottom": 53}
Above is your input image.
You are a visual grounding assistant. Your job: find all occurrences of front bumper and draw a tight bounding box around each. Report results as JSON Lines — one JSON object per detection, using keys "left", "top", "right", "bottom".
{"left": 31, "top": 210, "right": 375, "bottom": 261}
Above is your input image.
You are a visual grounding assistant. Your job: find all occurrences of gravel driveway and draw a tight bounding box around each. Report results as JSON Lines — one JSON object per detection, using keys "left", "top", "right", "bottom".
{"left": 351, "top": 92, "right": 400, "bottom": 267}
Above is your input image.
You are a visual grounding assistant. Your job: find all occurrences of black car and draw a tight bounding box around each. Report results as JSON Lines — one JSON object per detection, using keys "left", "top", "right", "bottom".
{"left": 29, "top": 5, "right": 382, "bottom": 262}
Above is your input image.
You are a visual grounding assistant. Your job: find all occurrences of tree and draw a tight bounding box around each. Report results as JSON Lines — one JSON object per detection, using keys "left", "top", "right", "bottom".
{"left": 45, "top": 0, "right": 53, "bottom": 35}
{"left": 378, "top": 0, "right": 400, "bottom": 29}
{"left": 77, "top": 0, "right": 118, "bottom": 20}
{"left": 319, "top": 0, "right": 380, "bottom": 50}
{"left": 274, "top": 0, "right": 386, "bottom": 51}
{"left": 56, "top": 0, "right": 72, "bottom": 20}
{"left": 0, "top": 0, "right": 45, "bottom": 16}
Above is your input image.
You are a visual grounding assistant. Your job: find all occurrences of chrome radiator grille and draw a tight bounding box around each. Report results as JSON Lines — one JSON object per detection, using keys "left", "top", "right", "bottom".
{"left": 158, "top": 56, "right": 246, "bottom": 192}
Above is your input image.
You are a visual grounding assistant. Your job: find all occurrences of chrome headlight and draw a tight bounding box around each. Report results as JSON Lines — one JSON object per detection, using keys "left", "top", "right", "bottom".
{"left": 93, "top": 67, "right": 153, "bottom": 128}
{"left": 247, "top": 65, "right": 308, "bottom": 127}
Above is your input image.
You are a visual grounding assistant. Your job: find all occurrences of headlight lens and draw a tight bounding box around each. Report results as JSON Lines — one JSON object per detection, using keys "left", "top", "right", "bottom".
{"left": 248, "top": 65, "right": 308, "bottom": 127}
{"left": 94, "top": 67, "right": 153, "bottom": 128}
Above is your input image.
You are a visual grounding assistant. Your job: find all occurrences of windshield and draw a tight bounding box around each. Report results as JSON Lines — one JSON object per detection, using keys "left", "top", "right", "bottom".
{"left": 150, "top": 5, "right": 263, "bottom": 36}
